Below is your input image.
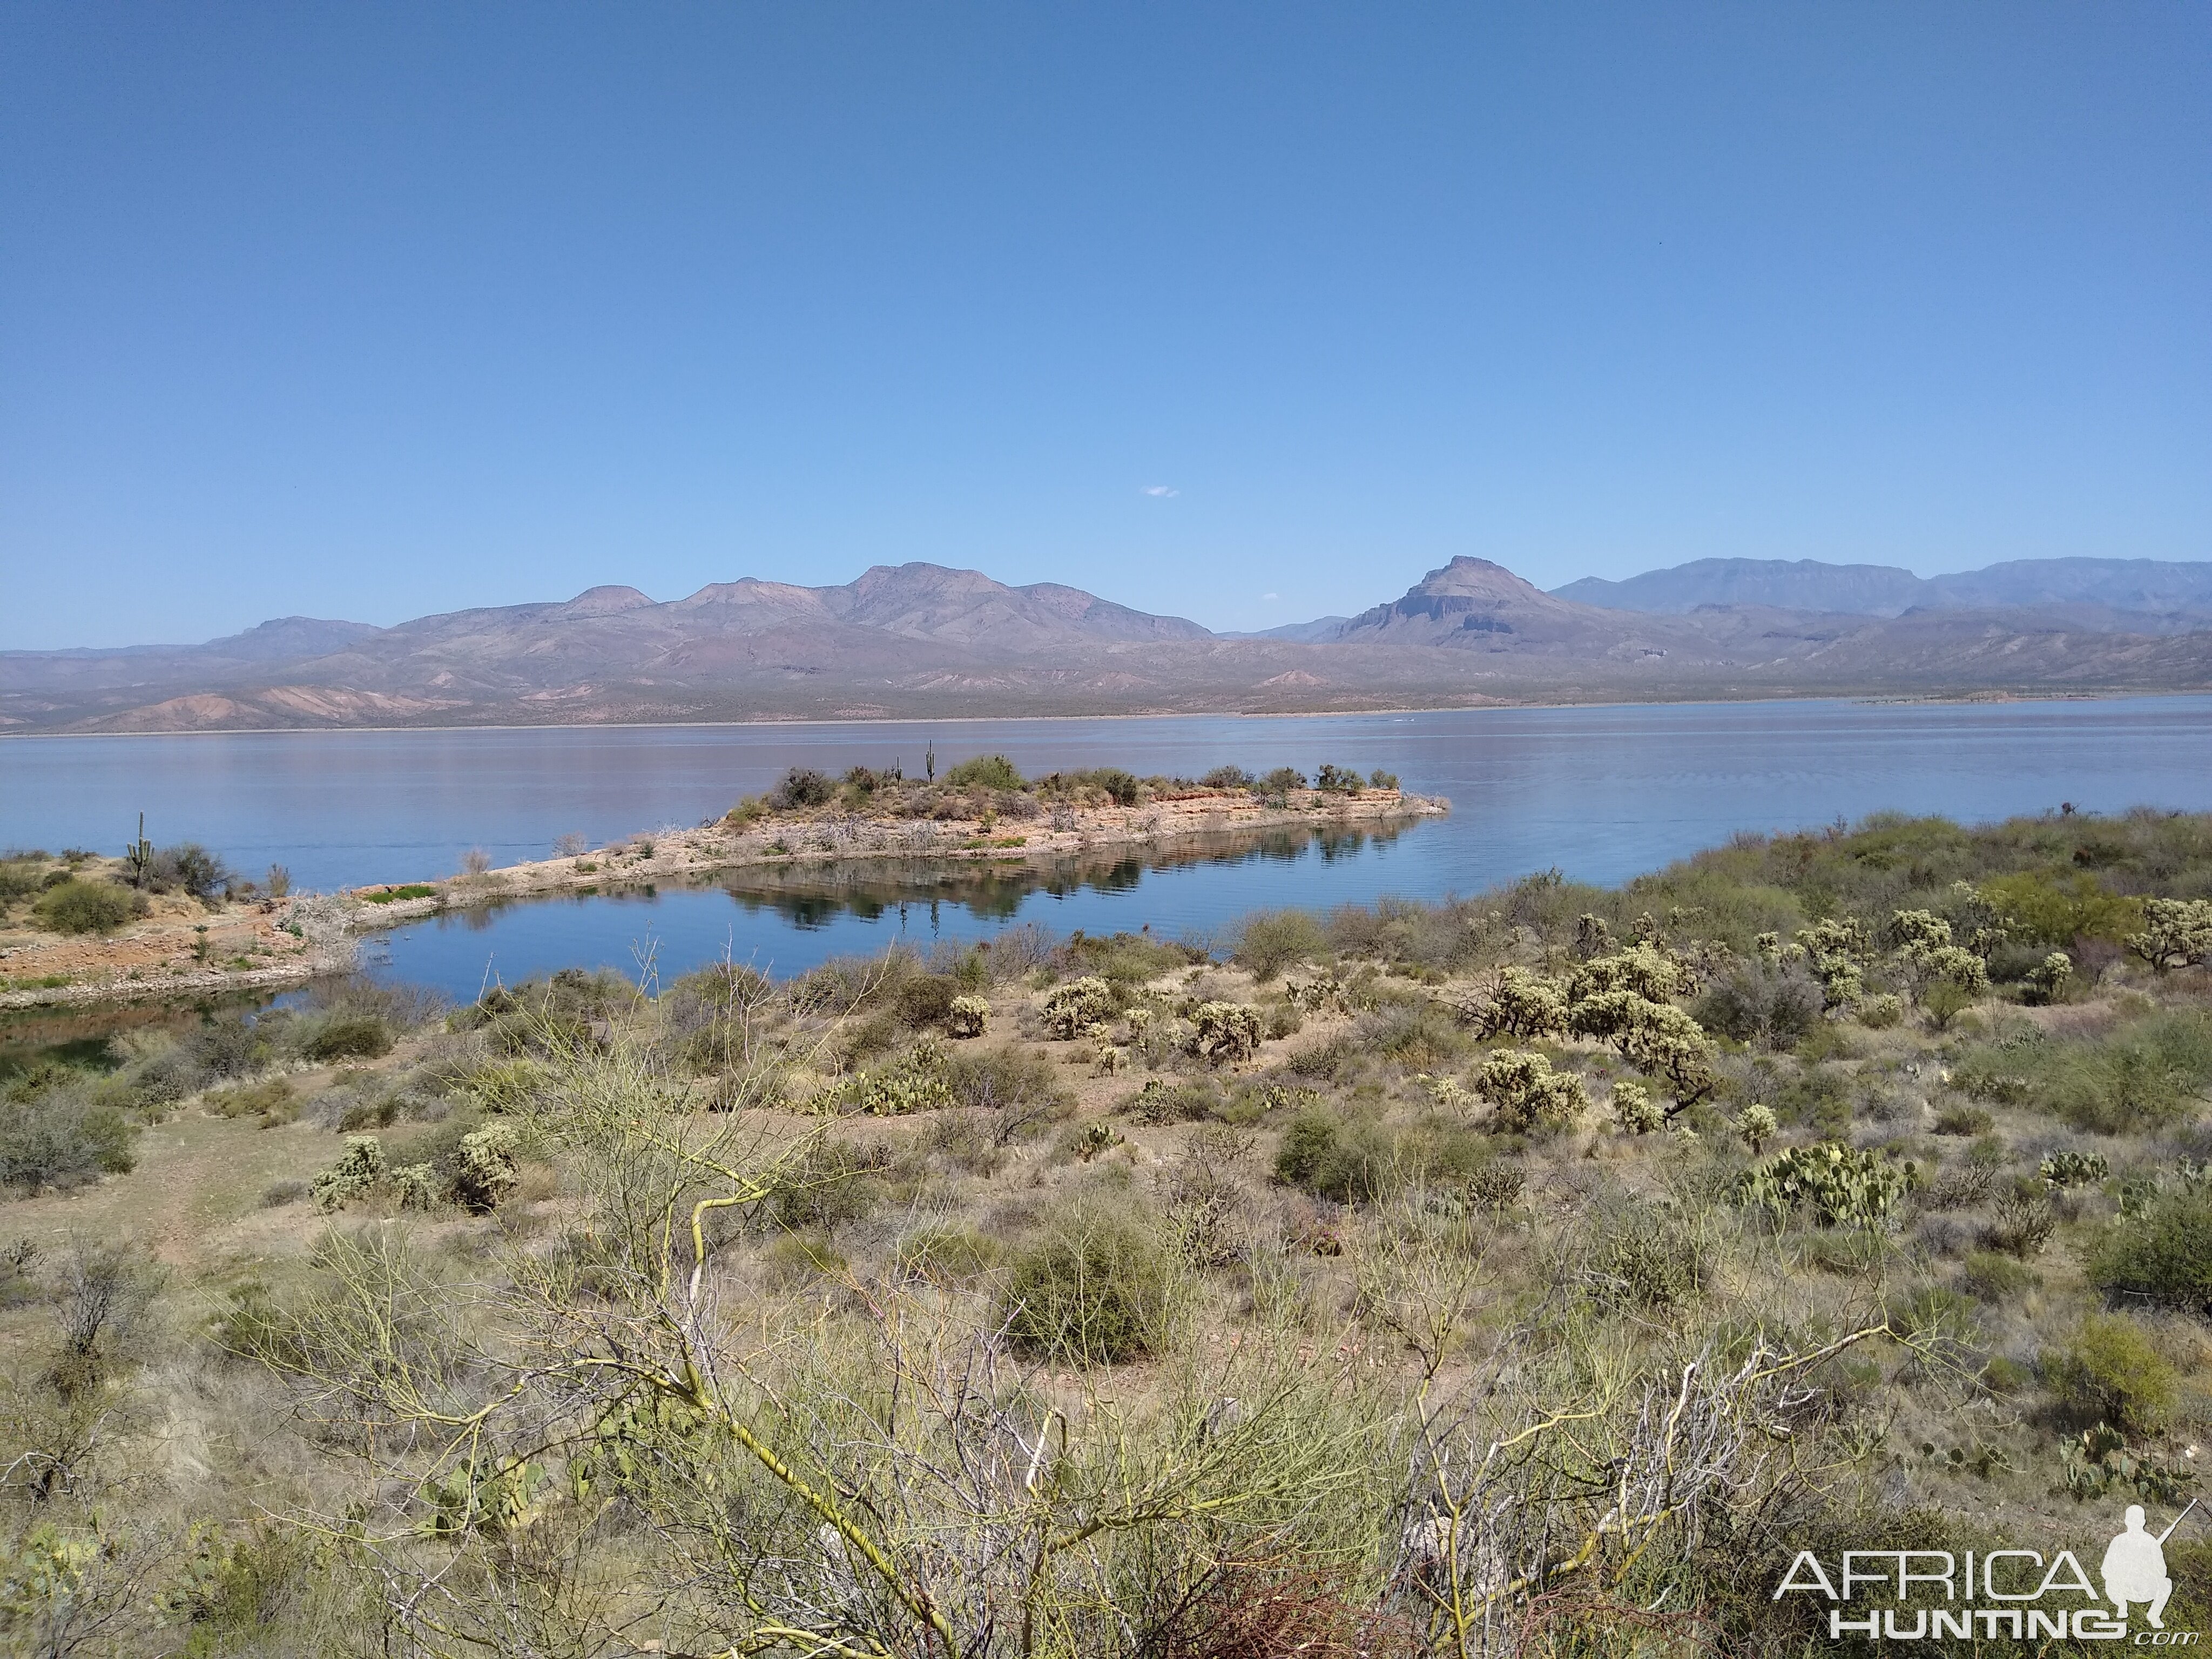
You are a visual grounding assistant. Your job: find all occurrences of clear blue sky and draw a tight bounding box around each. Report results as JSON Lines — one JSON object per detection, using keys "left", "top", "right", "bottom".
{"left": 3, "top": 4, "right": 2206, "bottom": 649}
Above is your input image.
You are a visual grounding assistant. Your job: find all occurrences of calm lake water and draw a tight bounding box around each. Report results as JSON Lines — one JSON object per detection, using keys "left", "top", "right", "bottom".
{"left": 7, "top": 697, "right": 2212, "bottom": 1002}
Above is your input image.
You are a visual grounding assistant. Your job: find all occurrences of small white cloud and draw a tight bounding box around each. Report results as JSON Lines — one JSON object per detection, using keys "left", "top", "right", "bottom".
{"left": 1263, "top": 592, "right": 1281, "bottom": 602}
{"left": 1141, "top": 484, "right": 1178, "bottom": 497}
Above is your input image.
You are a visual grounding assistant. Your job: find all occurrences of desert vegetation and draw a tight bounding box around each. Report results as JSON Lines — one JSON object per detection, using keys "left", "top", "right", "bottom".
{"left": 3, "top": 807, "right": 2211, "bottom": 1654}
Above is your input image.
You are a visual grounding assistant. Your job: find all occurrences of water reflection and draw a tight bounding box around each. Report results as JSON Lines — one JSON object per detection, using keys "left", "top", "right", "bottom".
{"left": 699, "top": 822, "right": 1399, "bottom": 929}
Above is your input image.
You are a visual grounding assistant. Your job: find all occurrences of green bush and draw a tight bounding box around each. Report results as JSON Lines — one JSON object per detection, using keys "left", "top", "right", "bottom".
{"left": 2044, "top": 1314, "right": 2177, "bottom": 1431}
{"left": 0, "top": 1087, "right": 139, "bottom": 1192}
{"left": 1003, "top": 1203, "right": 1176, "bottom": 1363}
{"left": 896, "top": 1222, "right": 1003, "bottom": 1285}
{"left": 942, "top": 754, "right": 1026, "bottom": 792}
{"left": 1235, "top": 910, "right": 1324, "bottom": 981}
{"left": 2031, "top": 1009, "right": 2212, "bottom": 1134}
{"left": 1959, "top": 1250, "right": 2035, "bottom": 1303}
{"left": 32, "top": 879, "right": 144, "bottom": 934}
{"left": 301, "top": 1013, "right": 395, "bottom": 1062}
{"left": 895, "top": 974, "right": 959, "bottom": 1029}
{"left": 2091, "top": 1189, "right": 2212, "bottom": 1313}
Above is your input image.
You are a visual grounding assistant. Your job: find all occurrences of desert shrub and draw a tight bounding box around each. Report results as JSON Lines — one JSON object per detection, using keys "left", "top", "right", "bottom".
{"left": 2029, "top": 1008, "right": 2212, "bottom": 1134}
{"left": 896, "top": 1222, "right": 1002, "bottom": 1285}
{"left": 31, "top": 879, "right": 144, "bottom": 935}
{"left": 1856, "top": 993, "right": 1904, "bottom": 1029}
{"left": 1255, "top": 767, "right": 1305, "bottom": 797}
{"left": 1359, "top": 1003, "right": 1462, "bottom": 1069}
{"left": 1980, "top": 1184, "right": 2054, "bottom": 1258}
{"left": 1931, "top": 1104, "right": 1993, "bottom": 1136}
{"left": 761, "top": 1231, "right": 847, "bottom": 1289}
{"left": 1002, "top": 1202, "right": 1177, "bottom": 1363}
{"left": 1042, "top": 976, "right": 1115, "bottom": 1037}
{"left": 299, "top": 1012, "right": 395, "bottom": 1062}
{"left": 942, "top": 1046, "right": 1067, "bottom": 1133}
{"left": 1695, "top": 963, "right": 1823, "bottom": 1048}
{"left": 0, "top": 1087, "right": 139, "bottom": 1193}
{"left": 660, "top": 961, "right": 774, "bottom": 1070}
{"left": 1979, "top": 869, "right": 2142, "bottom": 946}
{"left": 2091, "top": 1188, "right": 2212, "bottom": 1313}
{"left": 942, "top": 754, "right": 1027, "bottom": 792}
{"left": 1271, "top": 1107, "right": 1402, "bottom": 1203}
{"left": 1128, "top": 1077, "right": 1221, "bottom": 1125}
{"left": 2044, "top": 1314, "right": 2177, "bottom": 1432}
{"left": 1235, "top": 910, "right": 1324, "bottom": 981}
{"left": 205, "top": 1076, "right": 300, "bottom": 1125}
{"left": 894, "top": 975, "right": 959, "bottom": 1030}
{"left": 1959, "top": 1250, "right": 2035, "bottom": 1303}
{"left": 1587, "top": 1208, "right": 1708, "bottom": 1312}
{"left": 147, "top": 842, "right": 232, "bottom": 901}
{"left": 768, "top": 767, "right": 835, "bottom": 809}
{"left": 946, "top": 995, "right": 989, "bottom": 1038}
{"left": 1200, "top": 765, "right": 1253, "bottom": 790}
{"left": 1286, "top": 1035, "right": 1357, "bottom": 1082}
{"left": 0, "top": 857, "right": 43, "bottom": 905}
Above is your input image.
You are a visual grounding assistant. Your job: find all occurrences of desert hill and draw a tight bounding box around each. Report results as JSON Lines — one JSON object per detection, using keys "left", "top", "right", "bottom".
{"left": 3, "top": 555, "right": 2209, "bottom": 732}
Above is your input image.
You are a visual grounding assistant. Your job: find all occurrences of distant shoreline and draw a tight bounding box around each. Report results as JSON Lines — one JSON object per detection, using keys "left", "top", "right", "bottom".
{"left": 0, "top": 685, "right": 2160, "bottom": 741}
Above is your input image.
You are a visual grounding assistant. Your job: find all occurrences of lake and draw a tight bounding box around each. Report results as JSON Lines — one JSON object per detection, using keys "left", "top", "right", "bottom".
{"left": 8, "top": 696, "right": 2212, "bottom": 1002}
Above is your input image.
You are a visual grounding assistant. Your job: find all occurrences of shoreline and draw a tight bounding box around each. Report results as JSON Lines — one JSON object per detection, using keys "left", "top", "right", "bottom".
{"left": 0, "top": 685, "right": 2182, "bottom": 741}
{"left": 0, "top": 787, "right": 1445, "bottom": 1011}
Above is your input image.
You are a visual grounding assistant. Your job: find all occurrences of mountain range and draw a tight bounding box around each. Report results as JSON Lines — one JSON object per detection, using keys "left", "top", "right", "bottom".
{"left": 4, "top": 555, "right": 2209, "bottom": 732}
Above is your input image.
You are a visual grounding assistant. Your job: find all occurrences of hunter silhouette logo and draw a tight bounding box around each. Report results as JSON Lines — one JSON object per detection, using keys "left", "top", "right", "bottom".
{"left": 2105, "top": 1502, "right": 2191, "bottom": 1630}
{"left": 1773, "top": 1500, "right": 2201, "bottom": 1643}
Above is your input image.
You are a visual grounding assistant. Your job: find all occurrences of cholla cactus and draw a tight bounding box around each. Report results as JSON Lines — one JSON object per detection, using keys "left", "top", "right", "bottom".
{"left": 947, "top": 995, "right": 989, "bottom": 1038}
{"left": 1190, "top": 1001, "right": 1263, "bottom": 1065}
{"left": 1737, "top": 1102, "right": 1777, "bottom": 1155}
{"left": 390, "top": 1163, "right": 440, "bottom": 1210}
{"left": 1474, "top": 1050, "right": 1588, "bottom": 1132}
{"left": 311, "top": 1135, "right": 386, "bottom": 1212}
{"left": 1042, "top": 976, "right": 1114, "bottom": 1038}
{"left": 1473, "top": 967, "right": 1568, "bottom": 1040}
{"left": 2025, "top": 951, "right": 2073, "bottom": 1004}
{"left": 1611, "top": 1080, "right": 1662, "bottom": 1135}
{"left": 454, "top": 1121, "right": 522, "bottom": 1212}
{"left": 2126, "top": 898, "right": 2212, "bottom": 973}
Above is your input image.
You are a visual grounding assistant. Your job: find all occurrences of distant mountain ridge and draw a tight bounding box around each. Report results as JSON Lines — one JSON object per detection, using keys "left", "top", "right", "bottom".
{"left": 4, "top": 554, "right": 2209, "bottom": 732}
{"left": 1553, "top": 555, "right": 2212, "bottom": 617}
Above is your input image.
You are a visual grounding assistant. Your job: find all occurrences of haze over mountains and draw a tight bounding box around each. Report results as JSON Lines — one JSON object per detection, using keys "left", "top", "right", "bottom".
{"left": 1552, "top": 557, "right": 2212, "bottom": 619}
{"left": 4, "top": 555, "right": 2208, "bottom": 733}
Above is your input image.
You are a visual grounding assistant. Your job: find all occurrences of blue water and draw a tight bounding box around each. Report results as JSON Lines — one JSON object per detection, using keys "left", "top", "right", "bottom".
{"left": 9, "top": 697, "right": 2212, "bottom": 1000}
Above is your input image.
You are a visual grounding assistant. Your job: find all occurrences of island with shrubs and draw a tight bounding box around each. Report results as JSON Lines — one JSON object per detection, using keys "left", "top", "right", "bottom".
{"left": 0, "top": 757, "right": 1441, "bottom": 1007}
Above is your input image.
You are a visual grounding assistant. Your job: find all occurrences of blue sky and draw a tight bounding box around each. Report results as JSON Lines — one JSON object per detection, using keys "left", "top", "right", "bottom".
{"left": 3, "top": 4, "right": 2206, "bottom": 649}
